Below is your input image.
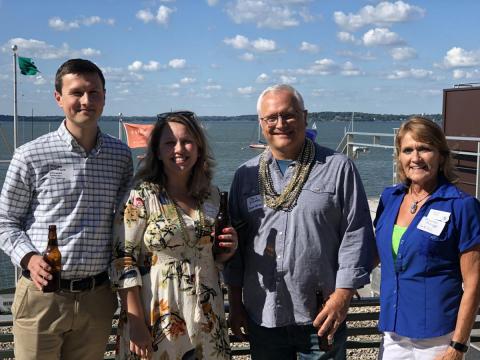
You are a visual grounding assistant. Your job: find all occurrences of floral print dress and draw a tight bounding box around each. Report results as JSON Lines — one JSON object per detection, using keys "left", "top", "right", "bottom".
{"left": 110, "top": 182, "right": 231, "bottom": 360}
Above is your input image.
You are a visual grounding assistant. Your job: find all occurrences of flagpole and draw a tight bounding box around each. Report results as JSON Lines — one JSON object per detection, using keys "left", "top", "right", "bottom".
{"left": 12, "top": 44, "right": 18, "bottom": 150}
{"left": 118, "top": 112, "right": 123, "bottom": 141}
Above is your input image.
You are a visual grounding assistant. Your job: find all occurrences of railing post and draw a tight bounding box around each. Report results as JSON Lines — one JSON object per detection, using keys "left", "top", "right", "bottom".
{"left": 347, "top": 133, "right": 354, "bottom": 158}
{"left": 477, "top": 141, "right": 480, "bottom": 200}
{"left": 392, "top": 128, "right": 399, "bottom": 185}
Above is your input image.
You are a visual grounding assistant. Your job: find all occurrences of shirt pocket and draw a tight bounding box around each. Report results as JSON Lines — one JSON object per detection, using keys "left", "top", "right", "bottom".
{"left": 300, "top": 182, "right": 337, "bottom": 218}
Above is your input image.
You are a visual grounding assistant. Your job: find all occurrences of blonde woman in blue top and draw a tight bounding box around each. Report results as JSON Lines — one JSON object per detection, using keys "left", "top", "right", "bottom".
{"left": 374, "top": 116, "right": 480, "bottom": 360}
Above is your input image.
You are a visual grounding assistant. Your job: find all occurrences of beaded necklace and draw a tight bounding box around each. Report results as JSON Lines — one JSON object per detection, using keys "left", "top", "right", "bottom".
{"left": 171, "top": 198, "right": 205, "bottom": 248}
{"left": 258, "top": 138, "right": 315, "bottom": 211}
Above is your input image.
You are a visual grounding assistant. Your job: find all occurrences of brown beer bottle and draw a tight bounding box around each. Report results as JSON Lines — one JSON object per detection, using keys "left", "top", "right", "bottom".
{"left": 43, "top": 225, "right": 61, "bottom": 292}
{"left": 213, "top": 191, "right": 230, "bottom": 254}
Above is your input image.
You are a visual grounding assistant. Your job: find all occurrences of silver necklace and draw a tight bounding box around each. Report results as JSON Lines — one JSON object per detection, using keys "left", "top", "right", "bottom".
{"left": 258, "top": 138, "right": 315, "bottom": 211}
{"left": 408, "top": 189, "right": 430, "bottom": 214}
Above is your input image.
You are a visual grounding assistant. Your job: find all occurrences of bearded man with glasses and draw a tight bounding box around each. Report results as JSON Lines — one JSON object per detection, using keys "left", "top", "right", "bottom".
{"left": 224, "top": 84, "right": 376, "bottom": 360}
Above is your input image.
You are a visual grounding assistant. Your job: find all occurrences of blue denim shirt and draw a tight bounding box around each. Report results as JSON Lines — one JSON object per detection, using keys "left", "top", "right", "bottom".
{"left": 374, "top": 178, "right": 480, "bottom": 338}
{"left": 223, "top": 143, "right": 375, "bottom": 327}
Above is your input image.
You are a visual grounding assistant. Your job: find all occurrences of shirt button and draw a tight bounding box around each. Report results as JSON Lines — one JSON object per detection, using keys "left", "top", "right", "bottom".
{"left": 279, "top": 232, "right": 283, "bottom": 235}
{"left": 277, "top": 255, "right": 281, "bottom": 259}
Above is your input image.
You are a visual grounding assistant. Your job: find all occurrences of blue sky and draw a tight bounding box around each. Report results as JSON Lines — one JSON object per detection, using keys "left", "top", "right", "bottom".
{"left": 1, "top": 0, "right": 479, "bottom": 117}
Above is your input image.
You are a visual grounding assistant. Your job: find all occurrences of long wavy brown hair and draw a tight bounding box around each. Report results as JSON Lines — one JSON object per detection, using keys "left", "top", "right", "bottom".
{"left": 395, "top": 116, "right": 458, "bottom": 184}
{"left": 134, "top": 111, "right": 215, "bottom": 200}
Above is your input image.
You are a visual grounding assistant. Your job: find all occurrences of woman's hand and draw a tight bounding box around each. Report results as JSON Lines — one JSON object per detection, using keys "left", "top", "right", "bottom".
{"left": 434, "top": 346, "right": 464, "bottom": 360}
{"left": 214, "top": 226, "right": 238, "bottom": 263}
{"left": 128, "top": 314, "right": 154, "bottom": 359}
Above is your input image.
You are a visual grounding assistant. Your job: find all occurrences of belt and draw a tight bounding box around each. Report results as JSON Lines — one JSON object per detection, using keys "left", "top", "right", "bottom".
{"left": 22, "top": 270, "right": 109, "bottom": 292}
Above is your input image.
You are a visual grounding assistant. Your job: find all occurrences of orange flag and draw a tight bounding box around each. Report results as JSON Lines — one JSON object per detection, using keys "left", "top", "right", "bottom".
{"left": 122, "top": 122, "right": 154, "bottom": 148}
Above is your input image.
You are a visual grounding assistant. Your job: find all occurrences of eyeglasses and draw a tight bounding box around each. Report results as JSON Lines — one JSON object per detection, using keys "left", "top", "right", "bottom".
{"left": 157, "top": 110, "right": 196, "bottom": 123}
{"left": 259, "top": 112, "right": 298, "bottom": 127}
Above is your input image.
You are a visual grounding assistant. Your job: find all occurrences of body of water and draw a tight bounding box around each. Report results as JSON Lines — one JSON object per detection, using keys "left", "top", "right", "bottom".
{"left": 0, "top": 118, "right": 401, "bottom": 289}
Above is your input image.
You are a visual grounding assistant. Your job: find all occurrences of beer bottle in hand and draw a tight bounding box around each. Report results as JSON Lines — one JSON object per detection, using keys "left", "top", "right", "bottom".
{"left": 316, "top": 290, "right": 334, "bottom": 351}
{"left": 213, "top": 191, "right": 230, "bottom": 254}
{"left": 43, "top": 225, "right": 61, "bottom": 292}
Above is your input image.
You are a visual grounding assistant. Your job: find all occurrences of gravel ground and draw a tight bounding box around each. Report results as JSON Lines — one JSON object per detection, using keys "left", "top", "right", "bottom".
{"left": 1, "top": 305, "right": 381, "bottom": 359}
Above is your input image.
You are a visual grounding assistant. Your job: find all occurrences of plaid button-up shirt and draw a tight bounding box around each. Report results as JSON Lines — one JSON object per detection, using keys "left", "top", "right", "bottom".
{"left": 0, "top": 121, "right": 133, "bottom": 279}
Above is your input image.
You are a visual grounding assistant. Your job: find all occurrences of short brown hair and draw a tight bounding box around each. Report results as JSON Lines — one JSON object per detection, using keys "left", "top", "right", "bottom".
{"left": 134, "top": 111, "right": 215, "bottom": 201}
{"left": 395, "top": 116, "right": 458, "bottom": 184}
{"left": 55, "top": 59, "right": 105, "bottom": 93}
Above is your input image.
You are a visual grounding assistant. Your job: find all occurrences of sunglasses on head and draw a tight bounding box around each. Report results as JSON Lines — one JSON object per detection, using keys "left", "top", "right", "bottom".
{"left": 156, "top": 111, "right": 196, "bottom": 123}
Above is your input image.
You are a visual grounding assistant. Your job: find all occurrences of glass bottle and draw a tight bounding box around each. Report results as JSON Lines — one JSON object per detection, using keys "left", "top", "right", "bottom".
{"left": 213, "top": 191, "right": 231, "bottom": 254}
{"left": 43, "top": 225, "right": 61, "bottom": 292}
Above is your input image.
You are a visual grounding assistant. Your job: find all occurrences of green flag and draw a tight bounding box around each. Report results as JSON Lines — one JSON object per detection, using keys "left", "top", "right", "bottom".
{"left": 18, "top": 56, "right": 39, "bottom": 76}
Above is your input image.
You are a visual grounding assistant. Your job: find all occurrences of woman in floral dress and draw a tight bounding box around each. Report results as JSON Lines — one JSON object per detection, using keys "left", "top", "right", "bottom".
{"left": 110, "top": 111, "right": 237, "bottom": 360}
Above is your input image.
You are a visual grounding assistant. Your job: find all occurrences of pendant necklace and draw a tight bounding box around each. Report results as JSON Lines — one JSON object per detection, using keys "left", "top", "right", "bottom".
{"left": 408, "top": 188, "right": 430, "bottom": 214}
{"left": 170, "top": 195, "right": 205, "bottom": 248}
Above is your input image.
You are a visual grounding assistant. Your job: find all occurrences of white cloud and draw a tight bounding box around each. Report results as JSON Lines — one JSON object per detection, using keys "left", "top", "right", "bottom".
{"left": 34, "top": 75, "right": 47, "bottom": 85}
{"left": 387, "top": 68, "right": 434, "bottom": 80}
{"left": 390, "top": 47, "right": 417, "bottom": 61}
{"left": 252, "top": 38, "right": 276, "bottom": 52}
{"left": 334, "top": 1, "right": 426, "bottom": 32}
{"left": 237, "top": 86, "right": 255, "bottom": 95}
{"left": 2, "top": 38, "right": 101, "bottom": 59}
{"left": 240, "top": 52, "right": 255, "bottom": 61}
{"left": 128, "top": 61, "right": 143, "bottom": 71}
{"left": 362, "top": 28, "right": 404, "bottom": 47}
{"left": 156, "top": 5, "right": 174, "bottom": 25}
{"left": 81, "top": 48, "right": 101, "bottom": 56}
{"left": 136, "top": 9, "right": 155, "bottom": 23}
{"left": 207, "top": 0, "right": 219, "bottom": 5}
{"left": 224, "top": 35, "right": 250, "bottom": 49}
{"left": 256, "top": 73, "right": 269, "bottom": 83}
{"left": 48, "top": 16, "right": 115, "bottom": 31}
{"left": 144, "top": 61, "right": 161, "bottom": 71}
{"left": 452, "top": 69, "right": 480, "bottom": 79}
{"left": 48, "top": 17, "right": 79, "bottom": 31}
{"left": 341, "top": 61, "right": 361, "bottom": 76}
{"left": 224, "top": 35, "right": 277, "bottom": 52}
{"left": 274, "top": 58, "right": 338, "bottom": 77}
{"left": 279, "top": 75, "right": 297, "bottom": 84}
{"left": 168, "top": 58, "right": 186, "bottom": 69}
{"left": 180, "top": 77, "right": 196, "bottom": 84}
{"left": 337, "top": 50, "right": 377, "bottom": 61}
{"left": 136, "top": 6, "right": 175, "bottom": 25}
{"left": 205, "top": 84, "right": 222, "bottom": 91}
{"left": 226, "top": 0, "right": 309, "bottom": 29}
{"left": 337, "top": 32, "right": 356, "bottom": 43}
{"left": 299, "top": 41, "right": 319, "bottom": 53}
{"left": 127, "top": 60, "right": 161, "bottom": 72}
{"left": 443, "top": 47, "right": 480, "bottom": 68}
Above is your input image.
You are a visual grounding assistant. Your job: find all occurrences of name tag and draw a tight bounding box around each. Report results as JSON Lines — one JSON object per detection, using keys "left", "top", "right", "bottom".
{"left": 417, "top": 216, "right": 445, "bottom": 236}
{"left": 247, "top": 195, "right": 263, "bottom": 212}
{"left": 49, "top": 164, "right": 74, "bottom": 180}
{"left": 427, "top": 209, "right": 451, "bottom": 223}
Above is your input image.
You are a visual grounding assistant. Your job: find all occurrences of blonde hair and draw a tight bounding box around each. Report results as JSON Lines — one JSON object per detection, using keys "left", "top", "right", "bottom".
{"left": 395, "top": 116, "right": 457, "bottom": 184}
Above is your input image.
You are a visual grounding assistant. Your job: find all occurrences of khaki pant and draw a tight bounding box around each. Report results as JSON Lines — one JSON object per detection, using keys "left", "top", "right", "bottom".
{"left": 12, "top": 276, "right": 118, "bottom": 360}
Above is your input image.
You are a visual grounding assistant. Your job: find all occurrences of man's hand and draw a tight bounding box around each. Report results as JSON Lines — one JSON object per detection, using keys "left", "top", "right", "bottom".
{"left": 313, "top": 288, "right": 354, "bottom": 343}
{"left": 23, "top": 253, "right": 52, "bottom": 290}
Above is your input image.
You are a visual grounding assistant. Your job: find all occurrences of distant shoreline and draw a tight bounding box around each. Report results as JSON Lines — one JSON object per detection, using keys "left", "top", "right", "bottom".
{"left": 0, "top": 112, "right": 442, "bottom": 123}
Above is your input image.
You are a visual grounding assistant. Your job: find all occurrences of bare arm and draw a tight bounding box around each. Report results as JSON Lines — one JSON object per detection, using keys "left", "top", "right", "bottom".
{"left": 435, "top": 246, "right": 480, "bottom": 360}
{"left": 227, "top": 285, "right": 249, "bottom": 340}
{"left": 119, "top": 286, "right": 153, "bottom": 359}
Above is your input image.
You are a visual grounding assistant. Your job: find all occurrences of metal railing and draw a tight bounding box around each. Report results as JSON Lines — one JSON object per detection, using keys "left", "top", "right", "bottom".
{"left": 337, "top": 130, "right": 480, "bottom": 199}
